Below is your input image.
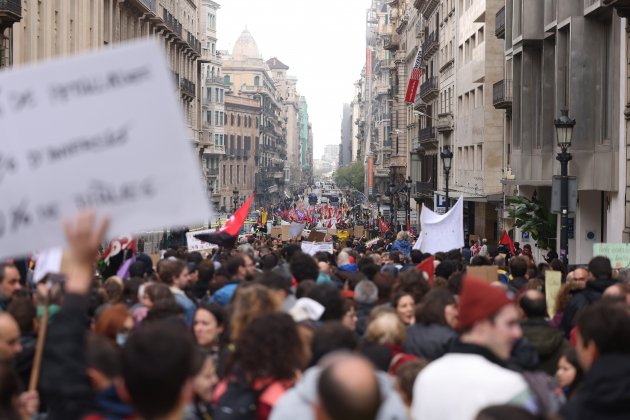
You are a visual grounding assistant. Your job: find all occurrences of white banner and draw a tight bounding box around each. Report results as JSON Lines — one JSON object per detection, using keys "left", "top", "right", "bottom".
{"left": 289, "top": 222, "right": 306, "bottom": 239}
{"left": 419, "top": 196, "right": 464, "bottom": 254}
{"left": 186, "top": 229, "right": 219, "bottom": 252}
{"left": 301, "top": 241, "right": 334, "bottom": 256}
{"left": 0, "top": 40, "right": 211, "bottom": 258}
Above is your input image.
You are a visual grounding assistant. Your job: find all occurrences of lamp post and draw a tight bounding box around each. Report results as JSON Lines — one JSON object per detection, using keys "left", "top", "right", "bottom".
{"left": 554, "top": 109, "right": 575, "bottom": 267}
{"left": 375, "top": 194, "right": 381, "bottom": 230}
{"left": 440, "top": 146, "right": 453, "bottom": 210}
{"left": 388, "top": 181, "right": 395, "bottom": 228}
{"left": 232, "top": 188, "right": 239, "bottom": 213}
{"left": 208, "top": 185, "right": 214, "bottom": 227}
{"left": 405, "top": 176, "right": 412, "bottom": 231}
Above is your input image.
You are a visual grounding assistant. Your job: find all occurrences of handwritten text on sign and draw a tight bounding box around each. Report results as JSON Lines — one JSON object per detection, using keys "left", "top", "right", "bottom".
{"left": 0, "top": 40, "right": 211, "bottom": 258}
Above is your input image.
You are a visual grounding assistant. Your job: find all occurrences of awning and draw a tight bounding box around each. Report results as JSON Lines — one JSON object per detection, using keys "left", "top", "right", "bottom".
{"left": 433, "top": 190, "right": 503, "bottom": 203}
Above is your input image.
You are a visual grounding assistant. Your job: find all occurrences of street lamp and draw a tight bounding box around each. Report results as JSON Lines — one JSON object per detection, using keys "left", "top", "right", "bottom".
{"left": 440, "top": 146, "right": 453, "bottom": 210}
{"left": 554, "top": 109, "right": 575, "bottom": 266}
{"left": 232, "top": 188, "right": 239, "bottom": 213}
{"left": 388, "top": 181, "right": 396, "bottom": 228}
{"left": 405, "top": 176, "right": 412, "bottom": 231}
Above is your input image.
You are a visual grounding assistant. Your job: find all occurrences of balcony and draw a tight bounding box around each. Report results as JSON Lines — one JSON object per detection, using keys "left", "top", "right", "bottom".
{"left": 207, "top": 76, "right": 224, "bottom": 86}
{"left": 422, "top": 0, "right": 439, "bottom": 18}
{"left": 413, "top": 94, "right": 427, "bottom": 112}
{"left": 419, "top": 76, "right": 439, "bottom": 102}
{"left": 207, "top": 168, "right": 219, "bottom": 177}
{"left": 416, "top": 181, "right": 436, "bottom": 196}
{"left": 203, "top": 144, "right": 225, "bottom": 155}
{"left": 495, "top": 7, "right": 505, "bottom": 39}
{"left": 162, "top": 9, "right": 182, "bottom": 37}
{"left": 375, "top": 82, "right": 390, "bottom": 97}
{"left": 414, "top": 0, "right": 425, "bottom": 10}
{"left": 383, "top": 34, "right": 399, "bottom": 51}
{"left": 129, "top": 0, "right": 156, "bottom": 14}
{"left": 187, "top": 32, "right": 201, "bottom": 55}
{"left": 0, "top": 0, "right": 21, "bottom": 23}
{"left": 602, "top": 0, "right": 630, "bottom": 17}
{"left": 492, "top": 79, "right": 512, "bottom": 110}
{"left": 422, "top": 31, "right": 439, "bottom": 60}
{"left": 181, "top": 78, "right": 195, "bottom": 99}
{"left": 437, "top": 113, "right": 454, "bottom": 133}
{"left": 419, "top": 126, "right": 437, "bottom": 143}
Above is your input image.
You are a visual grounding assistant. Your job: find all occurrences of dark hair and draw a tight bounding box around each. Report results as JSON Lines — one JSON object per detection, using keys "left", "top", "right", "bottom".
{"left": 397, "top": 270, "right": 430, "bottom": 303}
{"left": 124, "top": 277, "right": 145, "bottom": 305}
{"left": 396, "top": 360, "right": 428, "bottom": 404}
{"left": 144, "top": 300, "right": 185, "bottom": 324}
{"left": 358, "top": 343, "right": 392, "bottom": 372}
{"left": 282, "top": 244, "right": 303, "bottom": 262}
{"left": 392, "top": 291, "right": 414, "bottom": 310}
{"left": 390, "top": 252, "right": 402, "bottom": 264}
{"left": 157, "top": 259, "right": 186, "bottom": 286}
{"left": 0, "top": 362, "right": 21, "bottom": 420}
{"left": 122, "top": 320, "right": 197, "bottom": 419}
{"left": 435, "top": 260, "right": 457, "bottom": 280}
{"left": 318, "top": 359, "right": 381, "bottom": 420}
{"left": 510, "top": 257, "right": 529, "bottom": 278}
{"left": 576, "top": 300, "right": 630, "bottom": 355}
{"left": 290, "top": 253, "right": 320, "bottom": 283}
{"left": 145, "top": 282, "right": 176, "bottom": 305}
{"left": 256, "top": 271, "right": 292, "bottom": 294}
{"left": 86, "top": 333, "right": 121, "bottom": 379}
{"left": 261, "top": 254, "right": 279, "bottom": 271}
{"left": 308, "top": 284, "right": 345, "bottom": 321}
{"left": 470, "top": 256, "right": 490, "bottom": 266}
{"left": 195, "top": 302, "right": 226, "bottom": 328}
{"left": 104, "top": 278, "right": 124, "bottom": 303}
{"left": 6, "top": 296, "right": 36, "bottom": 334}
{"left": 359, "top": 263, "right": 381, "bottom": 281}
{"left": 373, "top": 272, "right": 395, "bottom": 303}
{"left": 588, "top": 256, "right": 612, "bottom": 281}
{"left": 187, "top": 252, "right": 203, "bottom": 265}
{"left": 310, "top": 321, "right": 358, "bottom": 366}
{"left": 233, "top": 313, "right": 305, "bottom": 381}
{"left": 409, "top": 250, "right": 423, "bottom": 264}
{"left": 560, "top": 347, "right": 584, "bottom": 398}
{"left": 129, "top": 261, "right": 147, "bottom": 278}
{"left": 476, "top": 405, "right": 544, "bottom": 420}
{"left": 415, "top": 288, "right": 456, "bottom": 326}
{"left": 296, "top": 280, "right": 317, "bottom": 299}
{"left": 519, "top": 292, "right": 547, "bottom": 318}
{"left": 447, "top": 271, "right": 463, "bottom": 295}
{"left": 0, "top": 262, "right": 17, "bottom": 283}
{"left": 225, "top": 255, "right": 245, "bottom": 278}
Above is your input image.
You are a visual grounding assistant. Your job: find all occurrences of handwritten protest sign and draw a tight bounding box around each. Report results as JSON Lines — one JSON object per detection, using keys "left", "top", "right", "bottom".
{"left": 301, "top": 241, "right": 334, "bottom": 256}
{"left": 186, "top": 229, "right": 219, "bottom": 252}
{"left": 593, "top": 243, "right": 630, "bottom": 269}
{"left": 467, "top": 266, "right": 499, "bottom": 284}
{"left": 0, "top": 40, "right": 211, "bottom": 258}
{"left": 545, "top": 270, "right": 562, "bottom": 318}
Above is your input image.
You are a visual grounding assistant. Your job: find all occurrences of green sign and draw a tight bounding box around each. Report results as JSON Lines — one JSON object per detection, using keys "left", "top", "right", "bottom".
{"left": 593, "top": 243, "right": 630, "bottom": 269}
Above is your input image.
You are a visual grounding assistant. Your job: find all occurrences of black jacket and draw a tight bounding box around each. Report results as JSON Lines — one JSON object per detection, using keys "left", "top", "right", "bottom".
{"left": 521, "top": 318, "right": 570, "bottom": 376}
{"left": 16, "top": 333, "right": 37, "bottom": 389}
{"left": 560, "top": 354, "right": 630, "bottom": 420}
{"left": 355, "top": 302, "right": 373, "bottom": 337}
{"left": 561, "top": 279, "right": 615, "bottom": 337}
{"left": 403, "top": 323, "right": 457, "bottom": 361}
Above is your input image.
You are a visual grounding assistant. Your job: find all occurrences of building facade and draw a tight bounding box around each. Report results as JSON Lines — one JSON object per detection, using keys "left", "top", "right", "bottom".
{"left": 0, "top": 0, "right": 21, "bottom": 68}
{"left": 340, "top": 103, "right": 353, "bottom": 166}
{"left": 323, "top": 144, "right": 340, "bottom": 165}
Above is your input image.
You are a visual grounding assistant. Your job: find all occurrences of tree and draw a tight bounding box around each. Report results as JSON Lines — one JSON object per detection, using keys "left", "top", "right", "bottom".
{"left": 506, "top": 195, "right": 557, "bottom": 250}
{"left": 334, "top": 161, "right": 365, "bottom": 192}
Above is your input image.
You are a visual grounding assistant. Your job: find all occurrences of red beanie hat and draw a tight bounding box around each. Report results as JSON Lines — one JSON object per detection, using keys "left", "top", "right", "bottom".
{"left": 457, "top": 276, "right": 512, "bottom": 331}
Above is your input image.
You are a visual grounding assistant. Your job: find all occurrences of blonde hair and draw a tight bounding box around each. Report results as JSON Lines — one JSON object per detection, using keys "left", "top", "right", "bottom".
{"left": 366, "top": 310, "right": 406, "bottom": 347}
{"left": 229, "top": 283, "right": 280, "bottom": 342}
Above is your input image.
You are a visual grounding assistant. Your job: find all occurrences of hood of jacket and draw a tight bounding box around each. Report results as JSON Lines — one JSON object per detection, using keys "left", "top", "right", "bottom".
{"left": 338, "top": 263, "right": 358, "bottom": 273}
{"left": 521, "top": 318, "right": 565, "bottom": 357}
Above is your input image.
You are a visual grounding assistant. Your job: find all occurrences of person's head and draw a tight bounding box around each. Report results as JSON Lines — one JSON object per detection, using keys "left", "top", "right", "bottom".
{"left": 257, "top": 270, "right": 292, "bottom": 303}
{"left": 366, "top": 310, "right": 406, "bottom": 347}
{"left": 603, "top": 282, "right": 630, "bottom": 305}
{"left": 296, "top": 280, "right": 318, "bottom": 299}
{"left": 225, "top": 255, "right": 247, "bottom": 281}
{"left": 415, "top": 288, "right": 458, "bottom": 329}
{"left": 290, "top": 253, "right": 320, "bottom": 283}
{"left": 261, "top": 253, "right": 279, "bottom": 271}
{"left": 6, "top": 296, "right": 37, "bottom": 335}
{"left": 143, "top": 282, "right": 175, "bottom": 308}
{"left": 0, "top": 314, "right": 21, "bottom": 362}
{"left": 95, "top": 304, "right": 134, "bottom": 347}
{"left": 523, "top": 244, "right": 532, "bottom": 251}
{"left": 232, "top": 312, "right": 306, "bottom": 380}
{"left": 158, "top": 259, "right": 189, "bottom": 288}
{"left": 86, "top": 333, "right": 121, "bottom": 392}
{"left": 193, "top": 351, "right": 219, "bottom": 404}
{"left": 337, "top": 251, "right": 351, "bottom": 266}
{"left": 395, "top": 360, "right": 428, "bottom": 406}
{"left": 409, "top": 250, "right": 423, "bottom": 265}
{"left": 129, "top": 261, "right": 148, "bottom": 279}
{"left": 518, "top": 289, "right": 547, "bottom": 319}
{"left": 308, "top": 284, "right": 345, "bottom": 322}
{"left": 230, "top": 283, "right": 280, "bottom": 342}
{"left": 574, "top": 300, "right": 630, "bottom": 371}
{"left": 397, "top": 269, "right": 430, "bottom": 303}
{"left": 476, "top": 405, "right": 543, "bottom": 420}
{"left": 310, "top": 321, "right": 359, "bottom": 366}
{"left": 392, "top": 292, "right": 415, "bottom": 325}
{"left": 242, "top": 254, "right": 257, "bottom": 280}
{"left": 193, "top": 302, "right": 225, "bottom": 348}
{"left": 457, "top": 277, "right": 521, "bottom": 360}
{"left": 0, "top": 263, "right": 21, "bottom": 301}
{"left": 316, "top": 354, "right": 381, "bottom": 420}
{"left": 104, "top": 276, "right": 124, "bottom": 303}
{"left": 556, "top": 347, "right": 583, "bottom": 396}
{"left": 588, "top": 256, "right": 613, "bottom": 281}
{"left": 122, "top": 320, "right": 197, "bottom": 419}
{"left": 373, "top": 272, "right": 394, "bottom": 304}
{"left": 354, "top": 280, "right": 378, "bottom": 305}
{"left": 187, "top": 262, "right": 199, "bottom": 284}
{"left": 571, "top": 267, "right": 589, "bottom": 288}
{"left": 435, "top": 260, "right": 457, "bottom": 280}
{"left": 509, "top": 256, "right": 529, "bottom": 278}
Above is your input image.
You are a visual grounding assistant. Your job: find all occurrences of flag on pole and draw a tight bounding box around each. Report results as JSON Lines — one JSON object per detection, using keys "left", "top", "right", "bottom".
{"left": 405, "top": 46, "right": 424, "bottom": 103}
{"left": 499, "top": 230, "right": 516, "bottom": 255}
{"left": 195, "top": 193, "right": 255, "bottom": 248}
{"left": 417, "top": 255, "right": 435, "bottom": 286}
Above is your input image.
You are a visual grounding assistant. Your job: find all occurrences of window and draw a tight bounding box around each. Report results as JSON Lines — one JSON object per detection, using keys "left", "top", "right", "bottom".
{"left": 602, "top": 20, "right": 613, "bottom": 143}
{"left": 222, "top": 165, "right": 226, "bottom": 186}
{"left": 254, "top": 76, "right": 260, "bottom": 86}
{"left": 230, "top": 114, "right": 235, "bottom": 126}
{"left": 243, "top": 165, "right": 247, "bottom": 185}
{"left": 237, "top": 165, "right": 240, "bottom": 184}
{"left": 230, "top": 165, "right": 233, "bottom": 185}
{"left": 237, "top": 115, "right": 241, "bottom": 126}
{"left": 206, "top": 111, "right": 211, "bottom": 125}
{"left": 477, "top": 145, "right": 483, "bottom": 171}
{"left": 477, "top": 86, "right": 483, "bottom": 108}
{"left": 224, "top": 75, "right": 230, "bottom": 85}
{"left": 206, "top": 87, "right": 212, "bottom": 102}
{"left": 478, "top": 27, "right": 484, "bottom": 45}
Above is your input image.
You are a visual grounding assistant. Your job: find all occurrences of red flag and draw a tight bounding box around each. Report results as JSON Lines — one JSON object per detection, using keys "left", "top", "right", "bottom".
{"left": 379, "top": 219, "right": 389, "bottom": 234}
{"left": 500, "top": 230, "right": 515, "bottom": 255}
{"left": 195, "top": 193, "right": 255, "bottom": 247}
{"left": 417, "top": 255, "right": 435, "bottom": 286}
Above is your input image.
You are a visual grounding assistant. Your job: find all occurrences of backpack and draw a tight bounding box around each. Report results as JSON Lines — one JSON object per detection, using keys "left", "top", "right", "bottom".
{"left": 213, "top": 374, "right": 269, "bottom": 420}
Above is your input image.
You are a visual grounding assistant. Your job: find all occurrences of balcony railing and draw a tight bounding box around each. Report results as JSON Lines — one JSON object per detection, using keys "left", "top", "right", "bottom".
{"left": 207, "top": 168, "right": 219, "bottom": 176}
{"left": 422, "top": 31, "right": 439, "bottom": 60}
{"left": 437, "top": 113, "right": 454, "bottom": 132}
{"left": 422, "top": 0, "right": 439, "bottom": 18}
{"left": 0, "top": 0, "right": 22, "bottom": 22}
{"left": 383, "top": 34, "right": 399, "bottom": 51}
{"left": 495, "top": 7, "right": 505, "bottom": 39}
{"left": 187, "top": 32, "right": 201, "bottom": 54}
{"left": 492, "top": 79, "right": 512, "bottom": 109}
{"left": 414, "top": 0, "right": 426, "bottom": 10}
{"left": 163, "top": 9, "right": 182, "bottom": 37}
{"left": 132, "top": 0, "right": 156, "bottom": 13}
{"left": 419, "top": 76, "right": 439, "bottom": 102}
{"left": 419, "top": 126, "right": 437, "bottom": 142}
{"left": 207, "top": 76, "right": 224, "bottom": 86}
{"left": 181, "top": 78, "right": 195, "bottom": 98}
{"left": 416, "top": 181, "right": 436, "bottom": 195}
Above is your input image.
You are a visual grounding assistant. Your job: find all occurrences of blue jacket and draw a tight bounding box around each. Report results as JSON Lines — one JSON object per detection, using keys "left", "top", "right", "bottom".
{"left": 172, "top": 288, "right": 196, "bottom": 327}
{"left": 390, "top": 240, "right": 413, "bottom": 258}
{"left": 209, "top": 282, "right": 239, "bottom": 306}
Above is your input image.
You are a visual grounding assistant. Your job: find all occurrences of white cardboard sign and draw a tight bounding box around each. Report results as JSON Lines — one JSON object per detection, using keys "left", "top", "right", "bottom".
{"left": 301, "top": 241, "right": 334, "bottom": 256}
{"left": 186, "top": 229, "right": 219, "bottom": 252}
{"left": 0, "top": 40, "right": 212, "bottom": 258}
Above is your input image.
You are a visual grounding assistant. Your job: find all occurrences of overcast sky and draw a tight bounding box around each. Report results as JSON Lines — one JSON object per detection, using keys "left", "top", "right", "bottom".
{"left": 217, "top": 0, "right": 371, "bottom": 159}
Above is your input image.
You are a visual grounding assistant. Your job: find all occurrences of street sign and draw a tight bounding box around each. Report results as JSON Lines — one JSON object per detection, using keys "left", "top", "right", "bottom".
{"left": 551, "top": 176, "right": 577, "bottom": 214}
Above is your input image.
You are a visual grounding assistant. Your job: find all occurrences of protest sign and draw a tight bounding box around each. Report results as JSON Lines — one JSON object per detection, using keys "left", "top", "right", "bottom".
{"left": 354, "top": 225, "right": 364, "bottom": 238}
{"left": 545, "top": 270, "right": 562, "bottom": 318}
{"left": 271, "top": 226, "right": 282, "bottom": 239}
{"left": 289, "top": 222, "right": 306, "bottom": 239}
{"left": 301, "top": 241, "right": 334, "bottom": 256}
{"left": 281, "top": 225, "right": 291, "bottom": 241}
{"left": 467, "top": 266, "right": 499, "bottom": 284}
{"left": 0, "top": 40, "right": 211, "bottom": 259}
{"left": 593, "top": 243, "right": 630, "bottom": 269}
{"left": 307, "top": 230, "right": 326, "bottom": 242}
{"left": 186, "top": 229, "right": 219, "bottom": 252}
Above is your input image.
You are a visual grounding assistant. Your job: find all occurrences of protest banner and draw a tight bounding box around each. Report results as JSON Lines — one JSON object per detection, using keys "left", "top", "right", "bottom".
{"left": 307, "top": 230, "right": 326, "bottom": 242}
{"left": 289, "top": 222, "right": 306, "bottom": 239}
{"left": 301, "top": 241, "right": 334, "bottom": 256}
{"left": 281, "top": 225, "right": 291, "bottom": 241}
{"left": 545, "top": 270, "right": 562, "bottom": 318}
{"left": 0, "top": 40, "right": 211, "bottom": 259}
{"left": 271, "top": 226, "right": 282, "bottom": 239}
{"left": 186, "top": 229, "right": 219, "bottom": 252}
{"left": 593, "top": 243, "right": 630, "bottom": 269}
{"left": 467, "top": 266, "right": 499, "bottom": 284}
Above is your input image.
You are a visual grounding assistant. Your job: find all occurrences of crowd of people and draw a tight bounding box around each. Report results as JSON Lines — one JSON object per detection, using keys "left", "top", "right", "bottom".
{"left": 0, "top": 211, "right": 629, "bottom": 419}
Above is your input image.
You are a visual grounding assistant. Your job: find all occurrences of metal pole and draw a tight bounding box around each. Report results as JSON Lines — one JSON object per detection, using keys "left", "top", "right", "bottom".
{"left": 445, "top": 168, "right": 450, "bottom": 210}
{"left": 558, "top": 150, "right": 572, "bottom": 266}
{"left": 406, "top": 189, "right": 411, "bottom": 231}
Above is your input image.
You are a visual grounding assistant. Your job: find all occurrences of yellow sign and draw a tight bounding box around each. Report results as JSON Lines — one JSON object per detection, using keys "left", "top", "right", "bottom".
{"left": 545, "top": 271, "right": 562, "bottom": 318}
